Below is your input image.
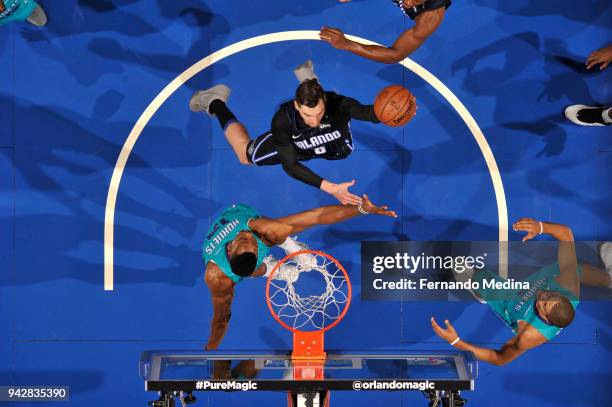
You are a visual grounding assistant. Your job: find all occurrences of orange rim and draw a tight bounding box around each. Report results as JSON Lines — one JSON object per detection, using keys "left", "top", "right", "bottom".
{"left": 265, "top": 250, "right": 352, "bottom": 334}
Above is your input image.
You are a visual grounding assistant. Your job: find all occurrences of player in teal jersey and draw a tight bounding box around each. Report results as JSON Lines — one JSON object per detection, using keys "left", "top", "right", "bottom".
{"left": 0, "top": 0, "right": 46, "bottom": 27}
{"left": 203, "top": 196, "right": 397, "bottom": 352}
{"left": 431, "top": 218, "right": 612, "bottom": 365}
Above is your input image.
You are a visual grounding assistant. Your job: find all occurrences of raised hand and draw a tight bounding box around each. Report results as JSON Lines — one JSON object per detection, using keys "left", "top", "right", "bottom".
{"left": 512, "top": 217, "right": 542, "bottom": 242}
{"left": 360, "top": 194, "right": 398, "bottom": 218}
{"left": 325, "top": 180, "right": 362, "bottom": 205}
{"left": 319, "top": 27, "right": 351, "bottom": 50}
{"left": 430, "top": 317, "right": 460, "bottom": 344}
{"left": 586, "top": 45, "right": 612, "bottom": 70}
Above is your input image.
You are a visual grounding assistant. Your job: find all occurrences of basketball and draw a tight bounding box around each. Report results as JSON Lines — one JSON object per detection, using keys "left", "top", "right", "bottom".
{"left": 374, "top": 85, "right": 416, "bottom": 127}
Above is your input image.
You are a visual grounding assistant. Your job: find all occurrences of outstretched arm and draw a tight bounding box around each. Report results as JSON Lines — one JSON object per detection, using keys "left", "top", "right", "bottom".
{"left": 250, "top": 195, "right": 397, "bottom": 245}
{"left": 204, "top": 263, "right": 235, "bottom": 351}
{"left": 335, "top": 94, "right": 380, "bottom": 123}
{"left": 319, "top": 9, "right": 446, "bottom": 64}
{"left": 276, "top": 194, "right": 397, "bottom": 233}
{"left": 275, "top": 138, "right": 325, "bottom": 187}
{"left": 513, "top": 218, "right": 579, "bottom": 297}
{"left": 431, "top": 318, "right": 547, "bottom": 366}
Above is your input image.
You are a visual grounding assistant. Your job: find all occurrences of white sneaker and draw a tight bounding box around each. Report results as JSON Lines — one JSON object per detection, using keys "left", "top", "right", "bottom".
{"left": 601, "top": 242, "right": 612, "bottom": 270}
{"left": 189, "top": 84, "right": 231, "bottom": 115}
{"left": 599, "top": 242, "right": 612, "bottom": 288}
{"left": 26, "top": 5, "right": 47, "bottom": 27}
{"left": 564, "top": 105, "right": 612, "bottom": 127}
{"left": 293, "top": 60, "right": 319, "bottom": 83}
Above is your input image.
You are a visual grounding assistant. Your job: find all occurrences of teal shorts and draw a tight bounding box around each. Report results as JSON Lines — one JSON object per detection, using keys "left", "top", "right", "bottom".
{"left": 0, "top": 0, "right": 38, "bottom": 26}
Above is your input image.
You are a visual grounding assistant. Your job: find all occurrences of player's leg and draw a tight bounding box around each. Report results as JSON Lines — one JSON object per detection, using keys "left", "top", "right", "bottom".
{"left": 190, "top": 85, "right": 251, "bottom": 165}
{"left": 580, "top": 242, "right": 612, "bottom": 288}
{"left": 578, "top": 263, "right": 611, "bottom": 288}
{"left": 223, "top": 121, "right": 252, "bottom": 165}
{"left": 245, "top": 131, "right": 282, "bottom": 166}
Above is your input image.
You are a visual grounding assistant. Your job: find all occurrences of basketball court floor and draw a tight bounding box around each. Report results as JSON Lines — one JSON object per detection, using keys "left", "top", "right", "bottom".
{"left": 1, "top": 1, "right": 611, "bottom": 406}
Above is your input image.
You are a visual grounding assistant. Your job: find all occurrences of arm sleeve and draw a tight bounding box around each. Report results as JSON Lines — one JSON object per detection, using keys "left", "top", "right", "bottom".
{"left": 271, "top": 111, "right": 324, "bottom": 188}
{"left": 336, "top": 94, "right": 380, "bottom": 123}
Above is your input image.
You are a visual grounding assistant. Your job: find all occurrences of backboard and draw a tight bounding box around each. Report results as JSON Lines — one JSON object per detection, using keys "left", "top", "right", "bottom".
{"left": 140, "top": 350, "right": 477, "bottom": 407}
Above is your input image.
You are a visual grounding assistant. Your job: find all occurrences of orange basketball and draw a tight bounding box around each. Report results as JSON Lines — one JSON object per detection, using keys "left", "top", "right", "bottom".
{"left": 374, "top": 85, "right": 416, "bottom": 127}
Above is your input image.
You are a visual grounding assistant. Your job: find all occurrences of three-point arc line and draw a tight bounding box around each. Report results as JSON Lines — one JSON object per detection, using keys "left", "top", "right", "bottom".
{"left": 103, "top": 30, "right": 509, "bottom": 291}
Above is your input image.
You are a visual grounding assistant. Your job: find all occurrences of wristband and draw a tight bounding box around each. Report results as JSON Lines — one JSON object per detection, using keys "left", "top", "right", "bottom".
{"left": 538, "top": 221, "right": 543, "bottom": 235}
{"left": 358, "top": 203, "right": 369, "bottom": 215}
{"left": 450, "top": 337, "right": 461, "bottom": 346}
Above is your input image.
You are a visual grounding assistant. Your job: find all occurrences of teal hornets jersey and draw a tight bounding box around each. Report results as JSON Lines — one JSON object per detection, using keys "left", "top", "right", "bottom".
{"left": 203, "top": 204, "right": 270, "bottom": 283}
{"left": 479, "top": 263, "right": 580, "bottom": 340}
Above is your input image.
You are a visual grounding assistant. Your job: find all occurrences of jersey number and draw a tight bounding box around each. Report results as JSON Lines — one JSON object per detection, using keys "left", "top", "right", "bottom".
{"left": 314, "top": 146, "right": 327, "bottom": 155}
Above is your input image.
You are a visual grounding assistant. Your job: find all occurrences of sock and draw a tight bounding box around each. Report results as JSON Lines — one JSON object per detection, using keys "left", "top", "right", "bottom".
{"left": 603, "top": 107, "right": 612, "bottom": 124}
{"left": 209, "top": 99, "right": 237, "bottom": 130}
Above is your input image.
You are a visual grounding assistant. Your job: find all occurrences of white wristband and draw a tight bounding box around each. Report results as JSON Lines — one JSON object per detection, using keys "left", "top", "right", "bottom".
{"left": 358, "top": 203, "right": 369, "bottom": 215}
{"left": 450, "top": 337, "right": 461, "bottom": 346}
{"left": 538, "top": 221, "right": 543, "bottom": 235}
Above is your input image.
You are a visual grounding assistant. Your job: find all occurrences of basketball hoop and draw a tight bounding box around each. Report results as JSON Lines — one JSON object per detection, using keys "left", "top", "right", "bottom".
{"left": 266, "top": 250, "right": 351, "bottom": 381}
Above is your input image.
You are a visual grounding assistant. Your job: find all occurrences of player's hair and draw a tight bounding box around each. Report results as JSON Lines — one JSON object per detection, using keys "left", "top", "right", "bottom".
{"left": 230, "top": 252, "right": 258, "bottom": 277}
{"left": 546, "top": 293, "right": 575, "bottom": 328}
{"left": 295, "top": 79, "right": 325, "bottom": 108}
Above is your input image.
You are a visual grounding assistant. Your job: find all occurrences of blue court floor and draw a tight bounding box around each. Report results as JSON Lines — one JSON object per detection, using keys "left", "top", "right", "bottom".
{"left": 1, "top": 1, "right": 611, "bottom": 406}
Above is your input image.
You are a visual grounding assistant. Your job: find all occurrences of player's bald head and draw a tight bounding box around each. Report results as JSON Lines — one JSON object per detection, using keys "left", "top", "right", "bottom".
{"left": 536, "top": 290, "right": 575, "bottom": 328}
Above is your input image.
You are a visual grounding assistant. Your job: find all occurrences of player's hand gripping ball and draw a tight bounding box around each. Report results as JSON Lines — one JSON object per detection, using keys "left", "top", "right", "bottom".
{"left": 374, "top": 85, "right": 417, "bottom": 127}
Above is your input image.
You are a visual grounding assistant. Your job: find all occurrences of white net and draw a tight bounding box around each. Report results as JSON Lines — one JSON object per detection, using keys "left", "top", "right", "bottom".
{"left": 268, "top": 252, "right": 350, "bottom": 331}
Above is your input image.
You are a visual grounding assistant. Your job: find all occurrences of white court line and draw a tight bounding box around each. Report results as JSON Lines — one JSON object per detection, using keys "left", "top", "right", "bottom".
{"left": 104, "top": 30, "right": 509, "bottom": 290}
